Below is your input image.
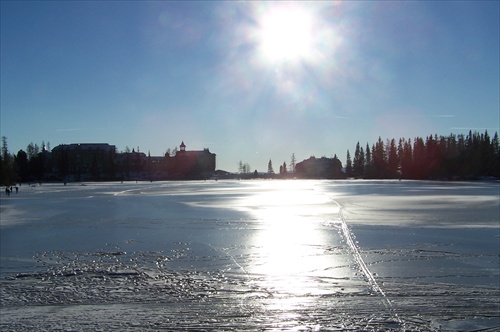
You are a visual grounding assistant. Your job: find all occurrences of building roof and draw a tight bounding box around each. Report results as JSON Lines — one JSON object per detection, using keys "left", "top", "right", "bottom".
{"left": 52, "top": 143, "right": 115, "bottom": 151}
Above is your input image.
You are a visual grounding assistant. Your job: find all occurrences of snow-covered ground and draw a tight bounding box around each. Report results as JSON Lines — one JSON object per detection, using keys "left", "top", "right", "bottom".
{"left": 1, "top": 180, "right": 499, "bottom": 331}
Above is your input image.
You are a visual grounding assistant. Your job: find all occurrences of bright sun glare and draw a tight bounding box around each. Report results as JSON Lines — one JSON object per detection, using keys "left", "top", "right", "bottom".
{"left": 257, "top": 5, "right": 316, "bottom": 63}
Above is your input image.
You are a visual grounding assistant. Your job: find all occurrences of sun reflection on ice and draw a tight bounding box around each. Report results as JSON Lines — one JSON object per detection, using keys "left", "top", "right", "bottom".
{"left": 238, "top": 181, "right": 343, "bottom": 299}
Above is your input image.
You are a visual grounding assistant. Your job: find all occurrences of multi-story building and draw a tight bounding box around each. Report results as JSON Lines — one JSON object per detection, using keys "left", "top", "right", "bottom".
{"left": 295, "top": 156, "right": 346, "bottom": 179}
{"left": 168, "top": 141, "right": 216, "bottom": 178}
{"left": 50, "top": 141, "right": 216, "bottom": 181}
{"left": 51, "top": 143, "right": 116, "bottom": 181}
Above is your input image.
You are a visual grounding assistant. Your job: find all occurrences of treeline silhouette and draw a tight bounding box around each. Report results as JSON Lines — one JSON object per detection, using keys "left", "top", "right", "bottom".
{"left": 345, "top": 130, "right": 499, "bottom": 180}
{"left": 1, "top": 140, "right": 48, "bottom": 185}
{"left": 1, "top": 130, "right": 499, "bottom": 185}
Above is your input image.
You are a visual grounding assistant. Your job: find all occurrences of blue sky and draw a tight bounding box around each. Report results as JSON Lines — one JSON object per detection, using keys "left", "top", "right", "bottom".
{"left": 1, "top": 1, "right": 498, "bottom": 172}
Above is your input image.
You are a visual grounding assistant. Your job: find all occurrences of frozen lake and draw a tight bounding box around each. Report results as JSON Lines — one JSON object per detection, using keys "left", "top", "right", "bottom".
{"left": 1, "top": 180, "right": 499, "bottom": 331}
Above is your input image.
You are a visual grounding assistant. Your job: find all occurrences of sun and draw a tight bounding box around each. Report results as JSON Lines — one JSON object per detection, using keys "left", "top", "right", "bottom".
{"left": 256, "top": 5, "right": 316, "bottom": 63}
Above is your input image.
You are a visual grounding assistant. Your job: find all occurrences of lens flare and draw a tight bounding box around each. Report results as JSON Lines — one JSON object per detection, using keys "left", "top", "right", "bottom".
{"left": 252, "top": 3, "right": 342, "bottom": 69}
{"left": 210, "top": 2, "right": 347, "bottom": 124}
{"left": 257, "top": 6, "right": 315, "bottom": 63}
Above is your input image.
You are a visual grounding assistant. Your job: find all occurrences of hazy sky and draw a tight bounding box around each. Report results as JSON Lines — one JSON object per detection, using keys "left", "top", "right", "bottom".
{"left": 1, "top": 1, "right": 499, "bottom": 172}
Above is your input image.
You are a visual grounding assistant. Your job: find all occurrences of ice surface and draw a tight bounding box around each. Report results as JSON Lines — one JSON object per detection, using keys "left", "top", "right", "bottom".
{"left": 1, "top": 180, "right": 499, "bottom": 331}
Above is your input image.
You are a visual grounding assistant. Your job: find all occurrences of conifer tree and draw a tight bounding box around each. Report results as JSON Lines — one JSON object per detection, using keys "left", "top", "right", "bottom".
{"left": 267, "top": 159, "right": 274, "bottom": 174}
{"left": 364, "top": 143, "right": 371, "bottom": 178}
{"left": 387, "top": 138, "right": 398, "bottom": 178}
{"left": 290, "top": 153, "right": 296, "bottom": 173}
{"left": 345, "top": 150, "right": 352, "bottom": 177}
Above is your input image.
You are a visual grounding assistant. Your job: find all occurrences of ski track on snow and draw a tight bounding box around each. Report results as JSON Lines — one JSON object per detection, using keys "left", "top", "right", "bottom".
{"left": 319, "top": 188, "right": 403, "bottom": 328}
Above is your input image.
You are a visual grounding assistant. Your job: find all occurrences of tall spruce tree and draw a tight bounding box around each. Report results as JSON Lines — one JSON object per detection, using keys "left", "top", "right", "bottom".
{"left": 345, "top": 150, "right": 353, "bottom": 177}
{"left": 267, "top": 159, "right": 274, "bottom": 174}
{"left": 364, "top": 143, "right": 371, "bottom": 178}
{"left": 290, "top": 153, "right": 296, "bottom": 173}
